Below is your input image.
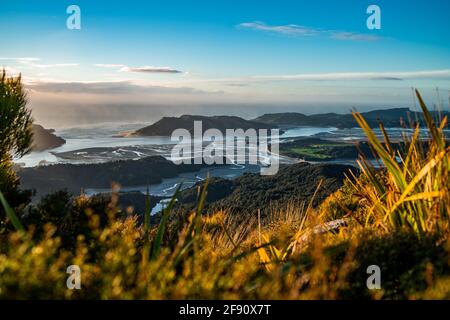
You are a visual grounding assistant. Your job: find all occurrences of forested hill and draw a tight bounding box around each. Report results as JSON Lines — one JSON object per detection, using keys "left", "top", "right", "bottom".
{"left": 130, "top": 115, "right": 277, "bottom": 136}
{"left": 252, "top": 108, "right": 449, "bottom": 128}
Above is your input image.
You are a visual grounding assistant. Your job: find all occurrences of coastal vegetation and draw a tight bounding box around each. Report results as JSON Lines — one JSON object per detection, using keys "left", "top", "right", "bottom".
{"left": 279, "top": 138, "right": 407, "bottom": 161}
{"left": 17, "top": 155, "right": 208, "bottom": 199}
{"left": 170, "top": 162, "right": 354, "bottom": 221}
{"left": 0, "top": 71, "right": 449, "bottom": 299}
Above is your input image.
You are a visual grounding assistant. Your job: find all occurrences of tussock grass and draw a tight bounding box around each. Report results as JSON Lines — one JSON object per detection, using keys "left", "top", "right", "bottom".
{"left": 348, "top": 90, "right": 449, "bottom": 235}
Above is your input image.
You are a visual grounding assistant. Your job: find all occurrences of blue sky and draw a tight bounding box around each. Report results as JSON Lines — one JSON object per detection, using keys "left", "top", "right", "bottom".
{"left": 0, "top": 0, "right": 449, "bottom": 126}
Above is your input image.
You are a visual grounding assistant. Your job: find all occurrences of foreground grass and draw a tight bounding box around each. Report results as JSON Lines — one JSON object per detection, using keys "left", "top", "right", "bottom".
{"left": 0, "top": 90, "right": 449, "bottom": 299}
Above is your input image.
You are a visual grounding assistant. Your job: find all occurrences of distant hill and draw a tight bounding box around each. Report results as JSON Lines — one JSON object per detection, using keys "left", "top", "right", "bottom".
{"left": 252, "top": 108, "right": 449, "bottom": 129}
{"left": 31, "top": 124, "right": 65, "bottom": 151}
{"left": 130, "top": 115, "right": 278, "bottom": 136}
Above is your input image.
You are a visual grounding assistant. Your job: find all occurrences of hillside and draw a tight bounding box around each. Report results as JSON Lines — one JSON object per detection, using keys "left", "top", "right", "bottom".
{"left": 253, "top": 108, "right": 450, "bottom": 129}
{"left": 31, "top": 124, "right": 66, "bottom": 151}
{"left": 170, "top": 162, "right": 356, "bottom": 220}
{"left": 130, "top": 115, "right": 278, "bottom": 136}
{"left": 16, "top": 156, "right": 208, "bottom": 199}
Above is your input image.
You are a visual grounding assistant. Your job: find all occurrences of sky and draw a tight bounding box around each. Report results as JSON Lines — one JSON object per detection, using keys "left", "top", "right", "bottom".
{"left": 0, "top": 0, "right": 449, "bottom": 127}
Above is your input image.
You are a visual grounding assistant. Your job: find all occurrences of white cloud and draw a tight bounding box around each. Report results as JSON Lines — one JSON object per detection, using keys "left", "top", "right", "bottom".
{"left": 120, "top": 66, "right": 183, "bottom": 74}
{"left": 95, "top": 63, "right": 183, "bottom": 74}
{"left": 330, "top": 31, "right": 380, "bottom": 41}
{"left": 160, "top": 69, "right": 450, "bottom": 86}
{"left": 0, "top": 57, "right": 79, "bottom": 69}
{"left": 25, "top": 80, "right": 215, "bottom": 95}
{"left": 251, "top": 70, "right": 450, "bottom": 81}
{"left": 94, "top": 63, "right": 127, "bottom": 69}
{"left": 238, "top": 21, "right": 381, "bottom": 41}
{"left": 21, "top": 62, "right": 79, "bottom": 69}
{"left": 238, "top": 22, "right": 318, "bottom": 36}
{"left": 0, "top": 57, "right": 40, "bottom": 62}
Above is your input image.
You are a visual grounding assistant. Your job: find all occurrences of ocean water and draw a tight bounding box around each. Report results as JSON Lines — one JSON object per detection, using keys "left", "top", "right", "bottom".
{"left": 17, "top": 123, "right": 175, "bottom": 167}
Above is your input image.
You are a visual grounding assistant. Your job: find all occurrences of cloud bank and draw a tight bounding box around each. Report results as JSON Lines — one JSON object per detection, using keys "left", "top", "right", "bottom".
{"left": 238, "top": 21, "right": 381, "bottom": 41}
{"left": 251, "top": 70, "right": 450, "bottom": 81}
{"left": 0, "top": 57, "right": 79, "bottom": 69}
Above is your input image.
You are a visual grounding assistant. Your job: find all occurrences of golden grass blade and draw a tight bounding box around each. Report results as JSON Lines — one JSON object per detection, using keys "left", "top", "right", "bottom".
{"left": 353, "top": 112, "right": 406, "bottom": 190}
{"left": 415, "top": 89, "right": 445, "bottom": 150}
{"left": 388, "top": 146, "right": 449, "bottom": 215}
{"left": 403, "top": 191, "right": 444, "bottom": 202}
{"left": 379, "top": 121, "right": 394, "bottom": 155}
{"left": 403, "top": 125, "right": 420, "bottom": 177}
